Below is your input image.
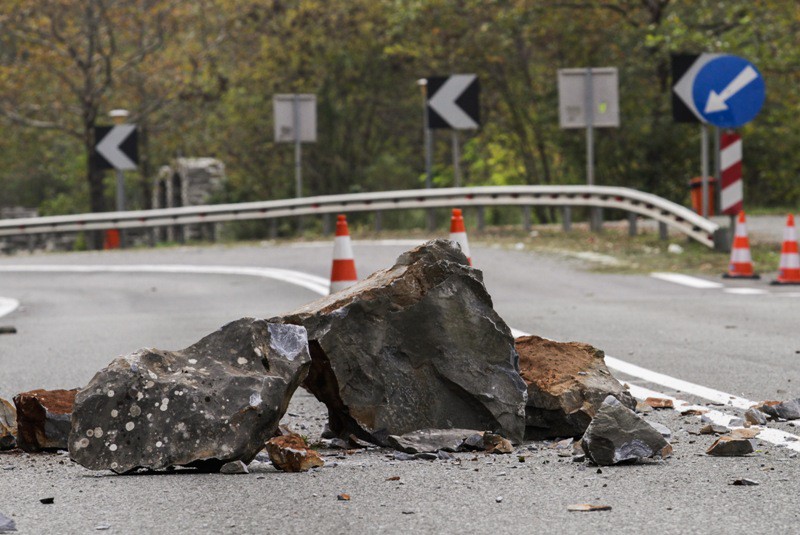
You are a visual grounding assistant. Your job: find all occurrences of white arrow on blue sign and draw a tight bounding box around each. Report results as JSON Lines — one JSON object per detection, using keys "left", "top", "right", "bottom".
{"left": 691, "top": 55, "right": 765, "bottom": 128}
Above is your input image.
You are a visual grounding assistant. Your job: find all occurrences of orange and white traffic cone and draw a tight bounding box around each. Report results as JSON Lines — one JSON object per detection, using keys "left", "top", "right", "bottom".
{"left": 771, "top": 214, "right": 800, "bottom": 285}
{"left": 723, "top": 211, "right": 759, "bottom": 279}
{"left": 449, "top": 208, "right": 471, "bottom": 265}
{"left": 329, "top": 214, "right": 358, "bottom": 294}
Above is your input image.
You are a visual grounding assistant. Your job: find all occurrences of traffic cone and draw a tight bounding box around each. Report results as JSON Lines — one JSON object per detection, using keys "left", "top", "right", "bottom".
{"left": 449, "top": 208, "right": 471, "bottom": 265}
{"left": 771, "top": 214, "right": 800, "bottom": 285}
{"left": 723, "top": 211, "right": 759, "bottom": 279}
{"left": 329, "top": 214, "right": 358, "bottom": 294}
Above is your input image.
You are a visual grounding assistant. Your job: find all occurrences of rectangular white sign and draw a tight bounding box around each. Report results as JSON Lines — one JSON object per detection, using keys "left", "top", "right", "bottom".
{"left": 558, "top": 68, "right": 620, "bottom": 129}
{"left": 274, "top": 94, "right": 317, "bottom": 142}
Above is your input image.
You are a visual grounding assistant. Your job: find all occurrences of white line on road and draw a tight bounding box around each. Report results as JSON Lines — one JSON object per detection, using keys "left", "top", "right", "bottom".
{"left": 0, "top": 297, "right": 19, "bottom": 319}
{"left": 724, "top": 287, "right": 769, "bottom": 295}
{"left": 650, "top": 272, "right": 724, "bottom": 289}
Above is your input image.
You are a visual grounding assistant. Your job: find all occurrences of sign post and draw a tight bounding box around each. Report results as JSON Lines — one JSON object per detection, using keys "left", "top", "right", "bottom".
{"left": 274, "top": 94, "right": 317, "bottom": 198}
{"left": 558, "top": 67, "right": 620, "bottom": 230}
{"left": 424, "top": 74, "right": 480, "bottom": 187}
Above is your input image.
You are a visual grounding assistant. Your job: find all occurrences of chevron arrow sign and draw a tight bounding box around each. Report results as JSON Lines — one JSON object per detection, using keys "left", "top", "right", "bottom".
{"left": 93, "top": 124, "right": 138, "bottom": 171}
{"left": 426, "top": 74, "right": 480, "bottom": 130}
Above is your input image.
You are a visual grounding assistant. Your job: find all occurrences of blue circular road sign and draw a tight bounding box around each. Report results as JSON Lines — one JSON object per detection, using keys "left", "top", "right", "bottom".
{"left": 692, "top": 55, "right": 765, "bottom": 128}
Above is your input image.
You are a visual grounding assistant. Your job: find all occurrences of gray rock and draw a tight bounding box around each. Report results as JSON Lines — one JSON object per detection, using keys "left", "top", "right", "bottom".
{"left": 0, "top": 512, "right": 16, "bottom": 533}
{"left": 69, "top": 318, "right": 311, "bottom": 473}
{"left": 387, "top": 428, "right": 478, "bottom": 454}
{"left": 744, "top": 408, "right": 767, "bottom": 426}
{"left": 757, "top": 399, "right": 800, "bottom": 420}
{"left": 581, "top": 396, "right": 673, "bottom": 466}
{"left": 393, "top": 452, "right": 416, "bottom": 461}
{"left": 0, "top": 398, "right": 16, "bottom": 450}
{"left": 516, "top": 336, "right": 635, "bottom": 439}
{"left": 276, "top": 240, "right": 527, "bottom": 445}
{"left": 699, "top": 424, "right": 730, "bottom": 435}
{"left": 728, "top": 417, "right": 745, "bottom": 427}
{"left": 220, "top": 460, "right": 249, "bottom": 474}
{"left": 707, "top": 436, "right": 755, "bottom": 456}
{"left": 414, "top": 452, "right": 438, "bottom": 460}
{"left": 437, "top": 450, "right": 455, "bottom": 460}
{"left": 647, "top": 421, "right": 672, "bottom": 440}
{"left": 459, "top": 432, "right": 487, "bottom": 451}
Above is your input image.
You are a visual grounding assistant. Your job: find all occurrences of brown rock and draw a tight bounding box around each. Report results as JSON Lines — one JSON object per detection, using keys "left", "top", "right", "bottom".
{"left": 0, "top": 397, "right": 17, "bottom": 450}
{"left": 706, "top": 435, "right": 754, "bottom": 456}
{"left": 644, "top": 397, "right": 674, "bottom": 409}
{"left": 516, "top": 335, "right": 635, "bottom": 439}
{"left": 482, "top": 432, "right": 513, "bottom": 454}
{"left": 699, "top": 424, "right": 729, "bottom": 435}
{"left": 266, "top": 433, "right": 324, "bottom": 472}
{"left": 730, "top": 428, "right": 760, "bottom": 439}
{"left": 14, "top": 389, "right": 78, "bottom": 451}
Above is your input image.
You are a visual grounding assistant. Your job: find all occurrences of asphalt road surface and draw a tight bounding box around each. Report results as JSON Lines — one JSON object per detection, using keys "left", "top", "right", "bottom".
{"left": 1, "top": 240, "right": 799, "bottom": 534}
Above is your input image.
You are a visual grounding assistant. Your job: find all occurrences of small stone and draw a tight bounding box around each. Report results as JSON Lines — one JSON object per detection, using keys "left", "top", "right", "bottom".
{"left": 483, "top": 432, "right": 513, "bottom": 454}
{"left": 328, "top": 438, "right": 349, "bottom": 450}
{"left": 387, "top": 428, "right": 476, "bottom": 454}
{"left": 220, "top": 460, "right": 249, "bottom": 474}
{"left": 266, "top": 433, "right": 324, "bottom": 472}
{"left": 437, "top": 450, "right": 455, "bottom": 461}
{"left": 385, "top": 476, "right": 400, "bottom": 481}
{"left": 337, "top": 494, "right": 350, "bottom": 501}
{"left": 680, "top": 408, "right": 708, "bottom": 416}
{"left": 707, "top": 436, "right": 755, "bottom": 457}
{"left": 95, "top": 524, "right": 111, "bottom": 531}
{"left": 393, "top": 452, "right": 416, "bottom": 461}
{"left": 572, "top": 454, "right": 586, "bottom": 463}
{"left": 731, "top": 478, "right": 759, "bottom": 486}
{"left": 699, "top": 424, "right": 730, "bottom": 435}
{"left": 730, "top": 428, "right": 760, "bottom": 440}
{"left": 39, "top": 497, "right": 54, "bottom": 505}
{"left": 0, "top": 326, "right": 16, "bottom": 335}
{"left": 0, "top": 512, "right": 16, "bottom": 532}
{"left": 647, "top": 421, "right": 672, "bottom": 439}
{"left": 756, "top": 399, "right": 800, "bottom": 420}
{"left": 635, "top": 402, "right": 653, "bottom": 413}
{"left": 414, "top": 452, "right": 438, "bottom": 460}
{"left": 644, "top": 397, "right": 674, "bottom": 409}
{"left": 567, "top": 504, "right": 612, "bottom": 512}
{"left": 458, "top": 432, "right": 486, "bottom": 451}
{"left": 495, "top": 496, "right": 503, "bottom": 503}
{"left": 728, "top": 417, "right": 745, "bottom": 427}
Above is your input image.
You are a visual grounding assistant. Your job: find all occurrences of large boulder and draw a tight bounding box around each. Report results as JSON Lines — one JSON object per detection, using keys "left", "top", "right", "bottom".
{"left": 69, "top": 318, "right": 310, "bottom": 473}
{"left": 581, "top": 396, "right": 672, "bottom": 466}
{"left": 516, "top": 335, "right": 635, "bottom": 439}
{"left": 275, "top": 239, "right": 527, "bottom": 445}
{"left": 14, "top": 389, "right": 78, "bottom": 451}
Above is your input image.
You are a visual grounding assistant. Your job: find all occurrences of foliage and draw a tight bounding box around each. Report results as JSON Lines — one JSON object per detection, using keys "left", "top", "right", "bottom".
{"left": 0, "top": 0, "right": 798, "bottom": 225}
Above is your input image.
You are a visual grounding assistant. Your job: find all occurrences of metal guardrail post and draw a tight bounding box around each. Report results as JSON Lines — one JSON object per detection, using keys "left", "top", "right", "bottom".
{"left": 476, "top": 206, "right": 485, "bottom": 232}
{"left": 562, "top": 206, "right": 572, "bottom": 232}
{"left": 374, "top": 211, "right": 383, "bottom": 233}
{"left": 659, "top": 221, "right": 668, "bottom": 241}
{"left": 523, "top": 206, "right": 532, "bottom": 231}
{"left": 426, "top": 208, "right": 436, "bottom": 232}
{"left": 628, "top": 212, "right": 637, "bottom": 236}
{"left": 322, "top": 213, "right": 333, "bottom": 235}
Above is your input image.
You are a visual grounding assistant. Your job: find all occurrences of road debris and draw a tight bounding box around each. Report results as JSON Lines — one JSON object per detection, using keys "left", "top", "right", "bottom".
{"left": 706, "top": 436, "right": 755, "bottom": 456}
{"left": 756, "top": 399, "right": 800, "bottom": 420}
{"left": 14, "top": 389, "right": 78, "bottom": 452}
{"left": 39, "top": 497, "right": 54, "bottom": 505}
{"left": 730, "top": 428, "right": 760, "bottom": 440}
{"left": 220, "top": 460, "right": 249, "bottom": 474}
{"left": 644, "top": 397, "right": 674, "bottom": 409}
{"left": 0, "top": 326, "right": 16, "bottom": 335}
{"left": 275, "top": 240, "right": 527, "bottom": 446}
{"left": 266, "top": 433, "right": 324, "bottom": 472}
{"left": 0, "top": 398, "right": 16, "bottom": 450}
{"left": 731, "top": 478, "right": 759, "bottom": 486}
{"left": 516, "top": 335, "right": 635, "bottom": 439}
{"left": 698, "top": 424, "right": 730, "bottom": 435}
{"left": 567, "top": 504, "right": 612, "bottom": 512}
{"left": 744, "top": 408, "right": 767, "bottom": 426}
{"left": 581, "top": 396, "right": 672, "bottom": 466}
{"left": 337, "top": 494, "right": 350, "bottom": 501}
{"left": 69, "top": 319, "right": 311, "bottom": 474}
{"left": 647, "top": 421, "right": 672, "bottom": 439}
{"left": 0, "top": 512, "right": 16, "bottom": 533}
{"left": 387, "top": 428, "right": 476, "bottom": 454}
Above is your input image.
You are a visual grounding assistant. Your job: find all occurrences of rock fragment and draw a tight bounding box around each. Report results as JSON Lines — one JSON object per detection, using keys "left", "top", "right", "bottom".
{"left": 706, "top": 436, "right": 755, "bottom": 456}
{"left": 731, "top": 478, "right": 759, "bottom": 486}
{"left": 0, "top": 398, "right": 17, "bottom": 450}
{"left": 387, "top": 428, "right": 476, "bottom": 454}
{"left": 730, "top": 428, "right": 759, "bottom": 440}
{"left": 756, "top": 399, "right": 800, "bottom": 421}
{"left": 220, "top": 460, "right": 249, "bottom": 474}
{"left": 699, "top": 424, "right": 730, "bottom": 435}
{"left": 266, "top": 433, "right": 324, "bottom": 472}
{"left": 516, "top": 335, "right": 635, "bottom": 439}
{"left": 567, "top": 504, "right": 612, "bottom": 512}
{"left": 744, "top": 408, "right": 767, "bottom": 426}
{"left": 0, "top": 326, "right": 16, "bottom": 335}
{"left": 581, "top": 396, "right": 673, "bottom": 466}
{"left": 0, "top": 512, "right": 16, "bottom": 533}
{"left": 14, "top": 389, "right": 78, "bottom": 452}
{"left": 69, "top": 318, "right": 311, "bottom": 473}
{"left": 647, "top": 421, "right": 672, "bottom": 439}
{"left": 275, "top": 240, "right": 527, "bottom": 445}
{"left": 644, "top": 397, "right": 674, "bottom": 409}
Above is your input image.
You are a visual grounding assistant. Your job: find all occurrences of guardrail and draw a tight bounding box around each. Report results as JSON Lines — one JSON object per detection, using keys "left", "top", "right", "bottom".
{"left": 0, "top": 185, "right": 722, "bottom": 248}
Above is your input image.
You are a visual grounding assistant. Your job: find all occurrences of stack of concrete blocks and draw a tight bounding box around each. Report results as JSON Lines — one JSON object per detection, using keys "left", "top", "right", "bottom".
{"left": 152, "top": 158, "right": 226, "bottom": 243}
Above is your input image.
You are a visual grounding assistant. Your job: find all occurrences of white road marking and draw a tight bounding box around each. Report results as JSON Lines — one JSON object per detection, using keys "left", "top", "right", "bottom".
{"left": 0, "top": 264, "right": 331, "bottom": 296}
{"left": 0, "top": 297, "right": 19, "bottom": 319}
{"left": 5, "top": 264, "right": 798, "bottom": 449}
{"left": 724, "top": 287, "right": 769, "bottom": 295}
{"left": 650, "top": 272, "right": 723, "bottom": 289}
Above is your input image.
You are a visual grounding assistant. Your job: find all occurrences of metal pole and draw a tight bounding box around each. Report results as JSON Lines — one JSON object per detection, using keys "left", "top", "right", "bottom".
{"left": 424, "top": 116, "right": 432, "bottom": 189}
{"left": 294, "top": 94, "right": 302, "bottom": 198}
{"left": 701, "top": 123, "right": 709, "bottom": 218}
{"left": 452, "top": 130, "right": 462, "bottom": 187}
{"left": 115, "top": 169, "right": 126, "bottom": 248}
{"left": 585, "top": 68, "right": 595, "bottom": 187}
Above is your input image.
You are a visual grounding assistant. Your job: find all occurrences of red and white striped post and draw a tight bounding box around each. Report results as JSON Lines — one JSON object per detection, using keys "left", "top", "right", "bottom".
{"left": 720, "top": 133, "right": 743, "bottom": 216}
